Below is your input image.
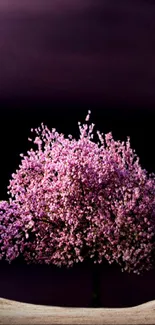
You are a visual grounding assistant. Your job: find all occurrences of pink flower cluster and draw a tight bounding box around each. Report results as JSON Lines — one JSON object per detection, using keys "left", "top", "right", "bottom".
{"left": 0, "top": 111, "right": 155, "bottom": 274}
{"left": 0, "top": 200, "right": 26, "bottom": 262}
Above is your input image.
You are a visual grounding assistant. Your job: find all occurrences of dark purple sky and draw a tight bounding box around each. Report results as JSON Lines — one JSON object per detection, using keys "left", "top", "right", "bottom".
{"left": 0, "top": 0, "right": 155, "bottom": 108}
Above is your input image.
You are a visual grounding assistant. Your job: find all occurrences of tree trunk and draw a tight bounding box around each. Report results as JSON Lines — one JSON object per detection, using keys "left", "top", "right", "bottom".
{"left": 91, "top": 262, "right": 101, "bottom": 307}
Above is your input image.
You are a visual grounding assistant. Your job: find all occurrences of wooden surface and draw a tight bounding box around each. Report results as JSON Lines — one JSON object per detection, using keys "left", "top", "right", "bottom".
{"left": 0, "top": 298, "right": 155, "bottom": 324}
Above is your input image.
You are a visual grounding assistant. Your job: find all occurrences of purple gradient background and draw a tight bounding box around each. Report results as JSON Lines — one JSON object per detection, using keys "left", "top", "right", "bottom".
{"left": 0, "top": 0, "right": 155, "bottom": 308}
{"left": 0, "top": 0, "right": 155, "bottom": 106}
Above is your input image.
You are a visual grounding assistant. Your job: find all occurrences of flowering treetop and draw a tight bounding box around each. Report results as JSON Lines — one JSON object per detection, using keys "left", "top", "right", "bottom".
{"left": 0, "top": 110, "right": 155, "bottom": 274}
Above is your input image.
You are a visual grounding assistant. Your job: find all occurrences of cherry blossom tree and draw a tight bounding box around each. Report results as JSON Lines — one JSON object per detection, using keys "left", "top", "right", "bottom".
{"left": 0, "top": 111, "right": 155, "bottom": 280}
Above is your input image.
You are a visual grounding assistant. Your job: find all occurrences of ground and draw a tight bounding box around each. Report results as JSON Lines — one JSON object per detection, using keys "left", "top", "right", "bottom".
{"left": 0, "top": 298, "right": 155, "bottom": 324}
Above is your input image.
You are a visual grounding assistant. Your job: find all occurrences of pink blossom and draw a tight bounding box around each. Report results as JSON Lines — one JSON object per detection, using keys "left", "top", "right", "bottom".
{"left": 0, "top": 111, "right": 155, "bottom": 274}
